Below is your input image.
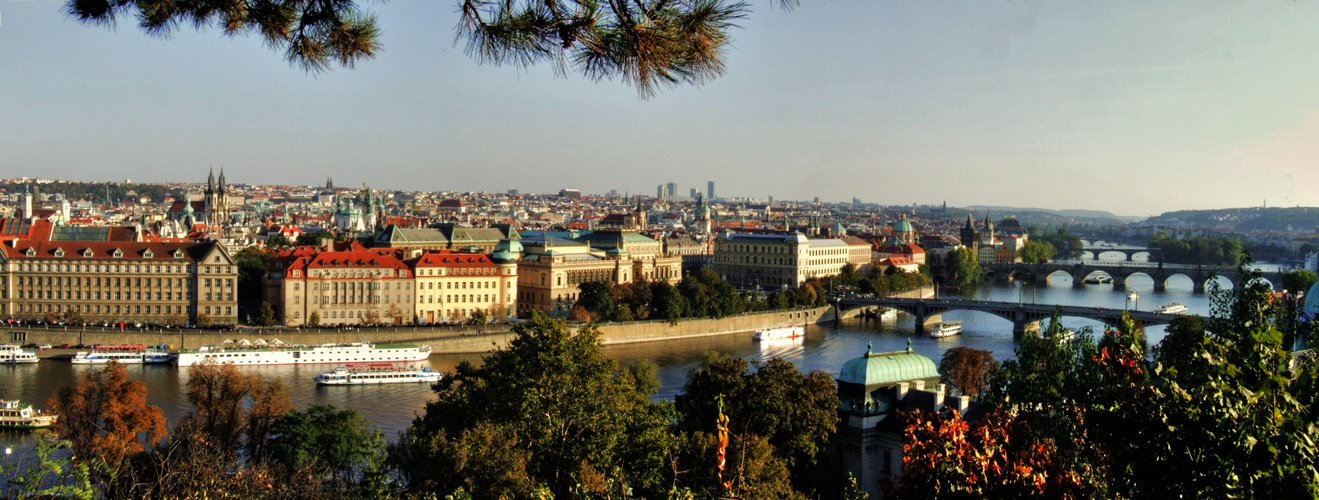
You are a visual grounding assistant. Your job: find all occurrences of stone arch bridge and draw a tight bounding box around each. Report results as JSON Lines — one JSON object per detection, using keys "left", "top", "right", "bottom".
{"left": 833, "top": 296, "right": 1178, "bottom": 338}
{"left": 983, "top": 261, "right": 1283, "bottom": 293}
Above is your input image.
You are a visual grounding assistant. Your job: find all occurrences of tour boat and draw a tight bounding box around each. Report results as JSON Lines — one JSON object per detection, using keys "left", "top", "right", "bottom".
{"left": 176, "top": 342, "right": 432, "bottom": 367}
{"left": 0, "top": 399, "right": 58, "bottom": 429}
{"left": 314, "top": 364, "right": 441, "bottom": 386}
{"left": 0, "top": 345, "right": 39, "bottom": 364}
{"left": 753, "top": 325, "right": 805, "bottom": 341}
{"left": 1156, "top": 303, "right": 1189, "bottom": 315}
{"left": 929, "top": 321, "right": 963, "bottom": 339}
{"left": 70, "top": 348, "right": 174, "bottom": 364}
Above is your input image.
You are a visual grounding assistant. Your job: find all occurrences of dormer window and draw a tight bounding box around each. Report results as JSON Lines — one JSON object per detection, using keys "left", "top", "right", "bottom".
{"left": 82, "top": 248, "right": 94, "bottom": 258}
{"left": 25, "top": 248, "right": 35, "bottom": 257}
{"left": 112, "top": 249, "right": 123, "bottom": 258}
{"left": 53, "top": 248, "right": 65, "bottom": 258}
{"left": 143, "top": 250, "right": 154, "bottom": 259}
{"left": 173, "top": 249, "right": 185, "bottom": 259}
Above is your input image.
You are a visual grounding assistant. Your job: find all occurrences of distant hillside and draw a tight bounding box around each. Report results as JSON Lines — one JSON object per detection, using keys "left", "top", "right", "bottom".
{"left": 1145, "top": 207, "right": 1319, "bottom": 232}
{"left": 963, "top": 206, "right": 1138, "bottom": 225}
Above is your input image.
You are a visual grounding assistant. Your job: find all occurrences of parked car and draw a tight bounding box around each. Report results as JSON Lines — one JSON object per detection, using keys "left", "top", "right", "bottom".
{"left": 37, "top": 344, "right": 51, "bottom": 350}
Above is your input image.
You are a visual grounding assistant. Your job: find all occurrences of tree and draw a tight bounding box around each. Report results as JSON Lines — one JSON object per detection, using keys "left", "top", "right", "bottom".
{"left": 233, "top": 246, "right": 273, "bottom": 320}
{"left": 675, "top": 352, "right": 839, "bottom": 494}
{"left": 469, "top": 308, "right": 488, "bottom": 325}
{"left": 575, "top": 280, "right": 617, "bottom": 320}
{"left": 837, "top": 263, "right": 860, "bottom": 287}
{"left": 1019, "top": 240, "right": 1056, "bottom": 263}
{"left": 296, "top": 231, "right": 335, "bottom": 247}
{"left": 938, "top": 347, "right": 997, "bottom": 397}
{"left": 265, "top": 235, "right": 292, "bottom": 248}
{"left": 392, "top": 312, "right": 674, "bottom": 498}
{"left": 65, "top": 0, "right": 776, "bottom": 97}
{"left": 307, "top": 310, "right": 321, "bottom": 327}
{"left": 61, "top": 308, "right": 84, "bottom": 325}
{"left": 254, "top": 301, "right": 278, "bottom": 327}
{"left": 196, "top": 312, "right": 214, "bottom": 327}
{"left": 47, "top": 361, "right": 168, "bottom": 473}
{"left": 178, "top": 361, "right": 291, "bottom": 460}
{"left": 267, "top": 405, "right": 386, "bottom": 486}
{"left": 1281, "top": 269, "right": 1319, "bottom": 294}
{"left": 944, "top": 247, "right": 982, "bottom": 288}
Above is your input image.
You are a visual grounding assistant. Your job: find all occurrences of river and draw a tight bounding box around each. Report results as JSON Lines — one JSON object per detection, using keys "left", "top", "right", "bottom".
{"left": 0, "top": 271, "right": 1222, "bottom": 457}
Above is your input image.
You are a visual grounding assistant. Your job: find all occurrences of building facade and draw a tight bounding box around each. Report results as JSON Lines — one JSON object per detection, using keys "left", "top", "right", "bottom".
{"left": 712, "top": 232, "right": 871, "bottom": 289}
{"left": 410, "top": 250, "right": 517, "bottom": 324}
{"left": 0, "top": 241, "right": 238, "bottom": 325}
{"left": 265, "top": 248, "right": 413, "bottom": 326}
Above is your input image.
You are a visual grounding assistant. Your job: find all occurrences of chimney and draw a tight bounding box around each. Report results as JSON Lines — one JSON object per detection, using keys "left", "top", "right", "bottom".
{"left": 957, "top": 395, "right": 971, "bottom": 413}
{"left": 913, "top": 380, "right": 926, "bottom": 391}
{"left": 897, "top": 382, "right": 910, "bottom": 400}
{"left": 934, "top": 383, "right": 947, "bottom": 407}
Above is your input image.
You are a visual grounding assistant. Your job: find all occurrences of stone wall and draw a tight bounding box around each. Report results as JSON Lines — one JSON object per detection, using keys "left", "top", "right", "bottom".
{"left": 6, "top": 305, "right": 837, "bottom": 356}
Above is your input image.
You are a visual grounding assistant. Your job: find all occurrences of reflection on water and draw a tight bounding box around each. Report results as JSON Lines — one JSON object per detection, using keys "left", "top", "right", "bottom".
{"left": 1, "top": 280, "right": 1216, "bottom": 457}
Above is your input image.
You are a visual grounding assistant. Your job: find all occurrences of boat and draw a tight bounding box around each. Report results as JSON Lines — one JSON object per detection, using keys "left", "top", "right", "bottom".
{"left": 1083, "top": 276, "right": 1113, "bottom": 285}
{"left": 314, "top": 364, "right": 441, "bottom": 386}
{"left": 753, "top": 325, "right": 805, "bottom": 341}
{"left": 1156, "top": 303, "right": 1189, "bottom": 315}
{"left": 176, "top": 342, "right": 432, "bottom": 367}
{"left": 70, "top": 348, "right": 174, "bottom": 364}
{"left": 929, "top": 321, "right": 963, "bottom": 338}
{"left": 861, "top": 308, "right": 897, "bottom": 321}
{"left": 0, "top": 399, "right": 58, "bottom": 429}
{"left": 0, "top": 345, "right": 39, "bottom": 364}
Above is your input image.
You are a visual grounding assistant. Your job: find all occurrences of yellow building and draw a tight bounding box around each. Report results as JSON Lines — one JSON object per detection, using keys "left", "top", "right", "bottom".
{"left": 712, "top": 232, "right": 872, "bottom": 289}
{"left": 410, "top": 250, "right": 517, "bottom": 324}
{"left": 517, "top": 229, "right": 682, "bottom": 315}
{"left": 0, "top": 241, "right": 238, "bottom": 325}
{"left": 266, "top": 247, "right": 414, "bottom": 326}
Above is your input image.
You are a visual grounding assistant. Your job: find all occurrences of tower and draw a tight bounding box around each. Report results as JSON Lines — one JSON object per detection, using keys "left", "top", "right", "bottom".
{"left": 21, "top": 184, "right": 33, "bottom": 220}
{"left": 960, "top": 213, "right": 979, "bottom": 253}
{"left": 707, "top": 180, "right": 715, "bottom": 200}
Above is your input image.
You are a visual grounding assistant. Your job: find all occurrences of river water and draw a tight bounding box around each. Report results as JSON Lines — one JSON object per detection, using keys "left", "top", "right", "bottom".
{"left": 0, "top": 270, "right": 1221, "bottom": 456}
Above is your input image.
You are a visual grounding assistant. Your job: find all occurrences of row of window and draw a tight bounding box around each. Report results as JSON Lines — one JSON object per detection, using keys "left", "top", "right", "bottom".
{"left": 15, "top": 302, "right": 233, "bottom": 316}
{"left": 419, "top": 280, "right": 499, "bottom": 290}
{"left": 421, "top": 294, "right": 492, "bottom": 304}
{"left": 12, "top": 262, "right": 231, "bottom": 274}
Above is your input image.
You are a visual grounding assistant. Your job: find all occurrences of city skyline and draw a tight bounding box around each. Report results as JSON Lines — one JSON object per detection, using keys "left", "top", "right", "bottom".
{"left": 3, "top": 1, "right": 1319, "bottom": 215}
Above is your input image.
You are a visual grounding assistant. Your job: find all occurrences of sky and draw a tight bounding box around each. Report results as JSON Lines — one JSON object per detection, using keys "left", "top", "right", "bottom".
{"left": 2, "top": 1, "right": 1318, "bottom": 217}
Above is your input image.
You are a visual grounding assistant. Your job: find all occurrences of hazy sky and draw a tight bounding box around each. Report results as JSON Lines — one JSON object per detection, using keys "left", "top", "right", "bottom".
{"left": 3, "top": 1, "right": 1318, "bottom": 216}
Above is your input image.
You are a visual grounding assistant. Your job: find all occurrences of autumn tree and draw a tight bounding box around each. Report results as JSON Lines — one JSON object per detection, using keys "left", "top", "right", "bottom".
{"left": 938, "top": 347, "right": 997, "bottom": 398}
{"left": 177, "top": 361, "right": 291, "bottom": 459}
{"left": 47, "top": 361, "right": 167, "bottom": 473}
{"left": 254, "top": 301, "right": 278, "bottom": 327}
{"left": 65, "top": 0, "right": 775, "bottom": 97}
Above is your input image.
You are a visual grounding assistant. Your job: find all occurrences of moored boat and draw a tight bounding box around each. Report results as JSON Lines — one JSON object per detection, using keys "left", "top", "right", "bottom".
{"left": 753, "top": 325, "right": 805, "bottom": 341}
{"left": 0, "top": 399, "right": 58, "bottom": 429}
{"left": 176, "top": 342, "right": 432, "bottom": 367}
{"left": 70, "top": 348, "right": 173, "bottom": 364}
{"left": 929, "top": 321, "right": 963, "bottom": 338}
{"left": 314, "top": 364, "right": 441, "bottom": 385}
{"left": 0, "top": 345, "right": 39, "bottom": 364}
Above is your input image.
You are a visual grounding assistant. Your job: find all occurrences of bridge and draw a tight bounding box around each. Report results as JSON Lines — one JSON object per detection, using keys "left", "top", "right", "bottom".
{"left": 982, "top": 260, "right": 1283, "bottom": 293}
{"left": 833, "top": 295, "right": 1180, "bottom": 337}
{"left": 1077, "top": 246, "right": 1158, "bottom": 262}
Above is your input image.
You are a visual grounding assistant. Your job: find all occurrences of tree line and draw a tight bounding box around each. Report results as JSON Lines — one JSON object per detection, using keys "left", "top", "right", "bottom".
{"left": 1149, "top": 234, "right": 1245, "bottom": 266}
{"left": 571, "top": 267, "right": 929, "bottom": 324}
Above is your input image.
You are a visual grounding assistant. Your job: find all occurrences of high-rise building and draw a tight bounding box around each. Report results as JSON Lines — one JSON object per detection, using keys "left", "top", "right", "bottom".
{"left": 707, "top": 181, "right": 715, "bottom": 200}
{"left": 657, "top": 184, "right": 664, "bottom": 200}
{"left": 666, "top": 182, "right": 677, "bottom": 200}
{"left": 690, "top": 188, "right": 698, "bottom": 199}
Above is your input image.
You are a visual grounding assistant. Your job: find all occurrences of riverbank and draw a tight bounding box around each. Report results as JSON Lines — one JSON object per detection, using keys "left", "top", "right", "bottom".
{"left": 7, "top": 304, "right": 844, "bottom": 355}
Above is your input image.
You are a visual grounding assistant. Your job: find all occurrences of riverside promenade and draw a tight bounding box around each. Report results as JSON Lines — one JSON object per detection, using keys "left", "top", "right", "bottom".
{"left": 6, "top": 305, "right": 838, "bottom": 356}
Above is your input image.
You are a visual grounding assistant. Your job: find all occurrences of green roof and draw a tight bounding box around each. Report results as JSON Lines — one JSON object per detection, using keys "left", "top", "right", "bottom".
{"left": 838, "top": 345, "right": 938, "bottom": 386}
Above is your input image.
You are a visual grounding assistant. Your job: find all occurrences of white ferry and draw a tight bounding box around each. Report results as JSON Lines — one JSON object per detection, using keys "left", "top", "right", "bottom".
{"left": 929, "top": 321, "right": 963, "bottom": 339}
{"left": 70, "top": 349, "right": 174, "bottom": 364}
{"left": 1156, "top": 303, "right": 1189, "bottom": 315}
{"left": 176, "top": 342, "right": 432, "bottom": 367}
{"left": 0, "top": 399, "right": 58, "bottom": 429}
{"left": 0, "top": 345, "right": 39, "bottom": 364}
{"left": 314, "top": 364, "right": 441, "bottom": 386}
{"left": 753, "top": 325, "right": 805, "bottom": 341}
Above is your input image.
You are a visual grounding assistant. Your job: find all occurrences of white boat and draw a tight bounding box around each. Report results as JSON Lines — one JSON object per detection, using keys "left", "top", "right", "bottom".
{"left": 753, "top": 325, "right": 805, "bottom": 341}
{"left": 0, "top": 399, "right": 58, "bottom": 429}
{"left": 1156, "top": 303, "right": 1189, "bottom": 315}
{"left": 0, "top": 345, "right": 39, "bottom": 364}
{"left": 176, "top": 342, "right": 432, "bottom": 367}
{"left": 71, "top": 349, "right": 174, "bottom": 364}
{"left": 314, "top": 364, "right": 441, "bottom": 386}
{"left": 929, "top": 321, "right": 963, "bottom": 338}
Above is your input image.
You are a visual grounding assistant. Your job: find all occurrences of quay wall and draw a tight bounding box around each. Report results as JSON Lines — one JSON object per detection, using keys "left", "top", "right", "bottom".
{"left": 7, "top": 306, "right": 837, "bottom": 356}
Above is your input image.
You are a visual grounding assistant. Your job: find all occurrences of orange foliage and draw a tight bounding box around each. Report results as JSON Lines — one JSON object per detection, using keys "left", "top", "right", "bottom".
{"left": 47, "top": 361, "right": 167, "bottom": 470}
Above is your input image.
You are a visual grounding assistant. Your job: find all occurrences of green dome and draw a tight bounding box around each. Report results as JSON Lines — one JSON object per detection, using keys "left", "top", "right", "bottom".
{"left": 1305, "top": 281, "right": 1319, "bottom": 315}
{"left": 893, "top": 219, "right": 914, "bottom": 234}
{"left": 838, "top": 346, "right": 938, "bottom": 386}
{"left": 491, "top": 250, "right": 517, "bottom": 263}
